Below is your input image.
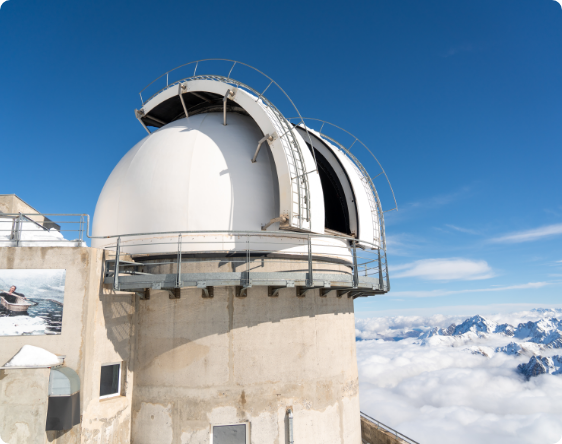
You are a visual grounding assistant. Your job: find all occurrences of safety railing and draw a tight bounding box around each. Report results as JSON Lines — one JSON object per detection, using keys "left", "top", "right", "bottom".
{"left": 0, "top": 212, "right": 390, "bottom": 295}
{"left": 0, "top": 213, "right": 89, "bottom": 247}
{"left": 96, "top": 229, "right": 390, "bottom": 296}
{"left": 360, "top": 412, "right": 420, "bottom": 444}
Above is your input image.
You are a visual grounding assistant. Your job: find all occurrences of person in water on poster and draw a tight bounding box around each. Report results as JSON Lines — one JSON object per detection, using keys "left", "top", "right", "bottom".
{"left": 5, "top": 286, "right": 27, "bottom": 299}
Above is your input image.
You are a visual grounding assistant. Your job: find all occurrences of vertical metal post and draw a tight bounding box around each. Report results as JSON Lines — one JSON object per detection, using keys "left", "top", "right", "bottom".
{"left": 178, "top": 84, "right": 189, "bottom": 118}
{"left": 15, "top": 213, "right": 22, "bottom": 247}
{"left": 246, "top": 236, "right": 250, "bottom": 286}
{"left": 378, "top": 249, "right": 384, "bottom": 291}
{"left": 227, "top": 61, "right": 236, "bottom": 79}
{"left": 287, "top": 409, "right": 294, "bottom": 444}
{"left": 166, "top": 72, "right": 169, "bottom": 86}
{"left": 352, "top": 240, "right": 358, "bottom": 288}
{"left": 114, "top": 237, "right": 121, "bottom": 291}
{"left": 223, "top": 89, "right": 231, "bottom": 126}
{"left": 386, "top": 259, "right": 390, "bottom": 292}
{"left": 307, "top": 236, "right": 313, "bottom": 287}
{"left": 176, "top": 234, "right": 182, "bottom": 288}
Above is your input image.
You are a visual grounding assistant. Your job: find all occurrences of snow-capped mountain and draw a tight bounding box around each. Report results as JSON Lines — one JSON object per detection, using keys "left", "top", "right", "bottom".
{"left": 356, "top": 309, "right": 562, "bottom": 379}
{"left": 518, "top": 355, "right": 562, "bottom": 379}
{"left": 514, "top": 318, "right": 562, "bottom": 345}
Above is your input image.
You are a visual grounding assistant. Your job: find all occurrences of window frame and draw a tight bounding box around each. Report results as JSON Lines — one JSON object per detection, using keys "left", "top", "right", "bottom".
{"left": 210, "top": 421, "right": 250, "bottom": 444}
{"left": 99, "top": 361, "right": 122, "bottom": 400}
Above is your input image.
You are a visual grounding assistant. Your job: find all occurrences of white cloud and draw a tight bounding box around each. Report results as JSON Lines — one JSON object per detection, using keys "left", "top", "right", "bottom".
{"left": 388, "top": 282, "right": 549, "bottom": 298}
{"left": 491, "top": 223, "right": 562, "bottom": 244}
{"left": 445, "top": 224, "right": 479, "bottom": 235}
{"left": 392, "top": 258, "right": 494, "bottom": 281}
{"left": 357, "top": 311, "right": 562, "bottom": 444}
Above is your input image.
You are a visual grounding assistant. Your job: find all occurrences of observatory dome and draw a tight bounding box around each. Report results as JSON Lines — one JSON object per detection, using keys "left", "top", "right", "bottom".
{"left": 92, "top": 112, "right": 279, "bottom": 249}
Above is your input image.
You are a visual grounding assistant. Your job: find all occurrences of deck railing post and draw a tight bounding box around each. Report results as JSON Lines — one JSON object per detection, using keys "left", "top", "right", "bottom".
{"left": 15, "top": 213, "right": 22, "bottom": 247}
{"left": 378, "top": 249, "right": 384, "bottom": 291}
{"left": 114, "top": 237, "right": 121, "bottom": 292}
{"left": 352, "top": 240, "right": 358, "bottom": 288}
{"left": 307, "top": 236, "right": 313, "bottom": 287}
{"left": 176, "top": 234, "right": 182, "bottom": 288}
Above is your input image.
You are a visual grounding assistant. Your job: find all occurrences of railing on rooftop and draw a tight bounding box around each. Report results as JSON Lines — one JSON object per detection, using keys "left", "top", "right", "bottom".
{"left": 360, "top": 412, "right": 420, "bottom": 444}
{"left": 0, "top": 213, "right": 390, "bottom": 297}
{"left": 0, "top": 213, "right": 88, "bottom": 247}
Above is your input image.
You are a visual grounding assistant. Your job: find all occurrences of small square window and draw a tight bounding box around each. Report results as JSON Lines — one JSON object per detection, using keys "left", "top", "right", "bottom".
{"left": 211, "top": 423, "right": 249, "bottom": 444}
{"left": 99, "top": 363, "right": 121, "bottom": 398}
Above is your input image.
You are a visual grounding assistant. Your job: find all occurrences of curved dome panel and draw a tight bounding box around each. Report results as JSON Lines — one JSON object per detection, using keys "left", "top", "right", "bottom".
{"left": 295, "top": 126, "right": 381, "bottom": 247}
{"left": 140, "top": 78, "right": 325, "bottom": 234}
{"left": 92, "top": 113, "right": 279, "bottom": 248}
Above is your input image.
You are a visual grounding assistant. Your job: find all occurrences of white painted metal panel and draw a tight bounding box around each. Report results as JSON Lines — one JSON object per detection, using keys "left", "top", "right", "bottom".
{"left": 298, "top": 126, "right": 380, "bottom": 247}
{"left": 295, "top": 127, "right": 357, "bottom": 236}
{"left": 92, "top": 113, "right": 279, "bottom": 247}
{"left": 141, "top": 79, "right": 324, "bottom": 233}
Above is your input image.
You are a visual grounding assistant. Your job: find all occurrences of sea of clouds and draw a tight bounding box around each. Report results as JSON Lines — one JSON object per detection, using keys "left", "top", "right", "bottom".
{"left": 356, "top": 309, "right": 562, "bottom": 444}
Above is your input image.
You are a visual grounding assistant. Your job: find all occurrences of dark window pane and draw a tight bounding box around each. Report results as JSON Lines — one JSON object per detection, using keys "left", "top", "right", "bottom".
{"left": 213, "top": 424, "right": 246, "bottom": 444}
{"left": 100, "top": 364, "right": 120, "bottom": 397}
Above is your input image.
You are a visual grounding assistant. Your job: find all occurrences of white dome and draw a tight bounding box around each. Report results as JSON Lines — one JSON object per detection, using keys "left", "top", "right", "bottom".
{"left": 92, "top": 112, "right": 279, "bottom": 248}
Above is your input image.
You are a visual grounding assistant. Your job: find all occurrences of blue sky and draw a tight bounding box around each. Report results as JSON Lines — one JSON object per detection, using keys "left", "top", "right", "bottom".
{"left": 1, "top": 0, "right": 561, "bottom": 317}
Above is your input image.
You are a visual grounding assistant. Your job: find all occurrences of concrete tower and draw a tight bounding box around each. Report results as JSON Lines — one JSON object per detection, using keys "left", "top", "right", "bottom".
{"left": 91, "top": 59, "right": 392, "bottom": 444}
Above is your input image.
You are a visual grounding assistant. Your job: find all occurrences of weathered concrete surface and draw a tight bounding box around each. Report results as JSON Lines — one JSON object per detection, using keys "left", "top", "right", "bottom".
{"left": 0, "top": 247, "right": 135, "bottom": 444}
{"left": 0, "top": 368, "right": 50, "bottom": 444}
{"left": 130, "top": 282, "right": 362, "bottom": 444}
{"left": 0, "top": 194, "right": 59, "bottom": 229}
{"left": 79, "top": 259, "right": 136, "bottom": 444}
{"left": 360, "top": 417, "right": 410, "bottom": 444}
{"left": 0, "top": 246, "right": 364, "bottom": 443}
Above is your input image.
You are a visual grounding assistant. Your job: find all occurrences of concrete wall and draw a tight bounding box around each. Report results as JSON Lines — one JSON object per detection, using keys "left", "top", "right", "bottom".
{"left": 130, "top": 284, "right": 361, "bottom": 444}
{"left": 0, "top": 247, "right": 135, "bottom": 444}
{"left": 0, "top": 368, "right": 50, "bottom": 444}
{"left": 0, "top": 247, "right": 364, "bottom": 444}
{"left": 360, "top": 417, "right": 410, "bottom": 444}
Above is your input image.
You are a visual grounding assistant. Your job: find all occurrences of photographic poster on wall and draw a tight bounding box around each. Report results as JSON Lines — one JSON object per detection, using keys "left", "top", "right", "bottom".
{"left": 0, "top": 269, "right": 66, "bottom": 336}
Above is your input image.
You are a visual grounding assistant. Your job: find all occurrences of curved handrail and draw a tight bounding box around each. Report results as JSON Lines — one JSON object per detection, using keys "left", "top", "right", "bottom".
{"left": 88, "top": 228, "right": 379, "bottom": 249}
{"left": 139, "top": 59, "right": 318, "bottom": 165}
{"left": 137, "top": 59, "right": 318, "bottom": 229}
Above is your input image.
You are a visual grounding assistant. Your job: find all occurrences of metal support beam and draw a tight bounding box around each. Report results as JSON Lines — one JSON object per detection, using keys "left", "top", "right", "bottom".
{"left": 113, "top": 237, "right": 121, "bottom": 291}
{"left": 261, "top": 215, "right": 287, "bottom": 231}
{"left": 178, "top": 84, "right": 189, "bottom": 118}
{"left": 268, "top": 286, "right": 284, "bottom": 297}
{"left": 320, "top": 282, "right": 331, "bottom": 297}
{"left": 190, "top": 91, "right": 212, "bottom": 103}
{"left": 239, "top": 282, "right": 252, "bottom": 297}
{"left": 197, "top": 281, "right": 214, "bottom": 298}
{"left": 252, "top": 134, "right": 271, "bottom": 163}
{"left": 223, "top": 89, "right": 234, "bottom": 126}
{"left": 145, "top": 114, "right": 167, "bottom": 126}
{"left": 297, "top": 286, "right": 315, "bottom": 297}
{"left": 134, "top": 109, "right": 151, "bottom": 135}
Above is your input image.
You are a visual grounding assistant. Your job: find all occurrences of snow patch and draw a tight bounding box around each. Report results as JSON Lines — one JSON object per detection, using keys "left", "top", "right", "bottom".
{"left": 3, "top": 345, "right": 62, "bottom": 368}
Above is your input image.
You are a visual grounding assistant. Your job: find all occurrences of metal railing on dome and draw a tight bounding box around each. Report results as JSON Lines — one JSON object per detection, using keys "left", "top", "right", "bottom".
{"left": 360, "top": 412, "right": 420, "bottom": 444}
{"left": 0, "top": 212, "right": 390, "bottom": 296}
{"left": 95, "top": 229, "right": 390, "bottom": 297}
